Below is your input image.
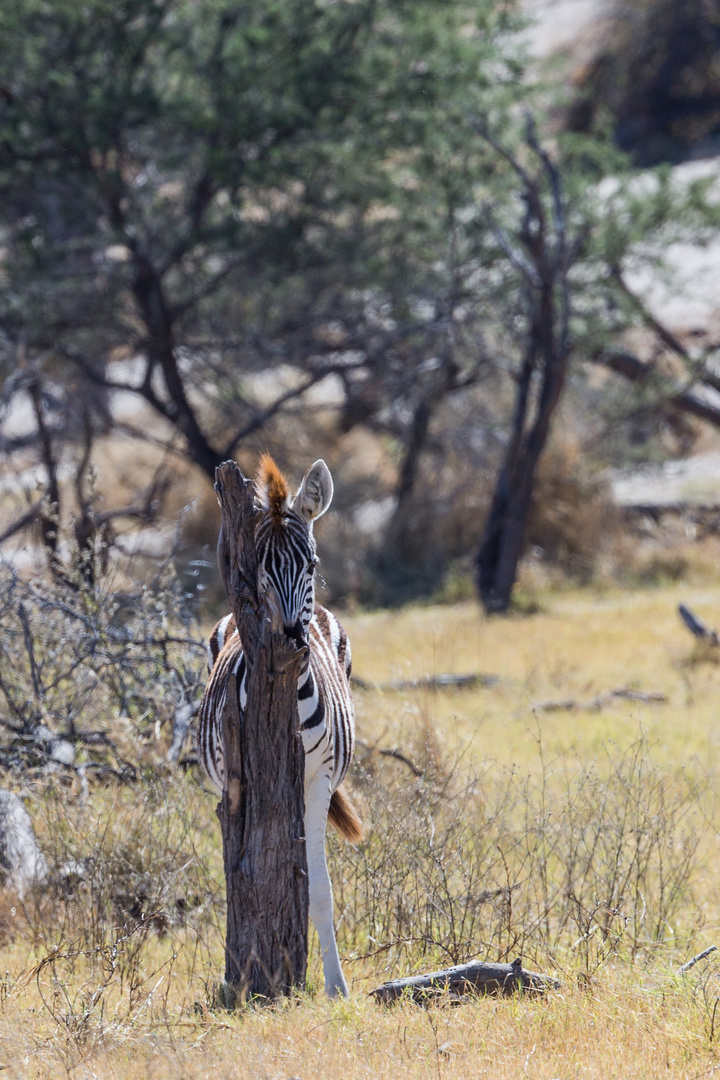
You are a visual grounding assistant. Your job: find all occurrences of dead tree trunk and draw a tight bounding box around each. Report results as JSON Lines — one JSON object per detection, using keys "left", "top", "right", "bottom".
{"left": 214, "top": 460, "right": 309, "bottom": 1003}
{"left": 473, "top": 118, "right": 574, "bottom": 615}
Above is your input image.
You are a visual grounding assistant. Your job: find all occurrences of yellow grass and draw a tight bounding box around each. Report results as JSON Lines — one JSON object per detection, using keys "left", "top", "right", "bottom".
{"left": 347, "top": 583, "right": 720, "bottom": 777}
{"left": 4, "top": 582, "right": 720, "bottom": 1078}
{"left": 1, "top": 958, "right": 718, "bottom": 1079}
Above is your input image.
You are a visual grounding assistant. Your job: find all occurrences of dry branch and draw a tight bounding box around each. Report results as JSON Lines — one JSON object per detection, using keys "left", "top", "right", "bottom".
{"left": 679, "top": 945, "right": 718, "bottom": 974}
{"left": 370, "top": 957, "right": 560, "bottom": 1005}
{"left": 678, "top": 604, "right": 719, "bottom": 645}
{"left": 356, "top": 739, "right": 423, "bottom": 777}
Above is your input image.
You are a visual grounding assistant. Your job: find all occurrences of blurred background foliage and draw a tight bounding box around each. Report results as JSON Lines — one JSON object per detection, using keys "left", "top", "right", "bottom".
{"left": 0, "top": 0, "right": 719, "bottom": 612}
{"left": 3, "top": 1, "right": 720, "bottom": 1034}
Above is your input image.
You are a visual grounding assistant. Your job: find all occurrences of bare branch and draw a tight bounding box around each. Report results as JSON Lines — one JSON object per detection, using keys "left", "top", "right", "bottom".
{"left": 610, "top": 266, "right": 691, "bottom": 361}
{"left": 0, "top": 499, "right": 45, "bottom": 546}
{"left": 599, "top": 348, "right": 720, "bottom": 428}
{"left": 483, "top": 204, "right": 542, "bottom": 287}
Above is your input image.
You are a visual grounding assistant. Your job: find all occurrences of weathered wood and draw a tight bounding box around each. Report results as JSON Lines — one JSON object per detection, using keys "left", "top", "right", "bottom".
{"left": 678, "top": 603, "right": 719, "bottom": 645}
{"left": 214, "top": 461, "right": 309, "bottom": 1003}
{"left": 679, "top": 945, "right": 718, "bottom": 974}
{"left": 370, "top": 957, "right": 560, "bottom": 1005}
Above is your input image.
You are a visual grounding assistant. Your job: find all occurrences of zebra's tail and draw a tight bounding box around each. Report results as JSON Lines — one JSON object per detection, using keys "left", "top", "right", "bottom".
{"left": 328, "top": 786, "right": 363, "bottom": 843}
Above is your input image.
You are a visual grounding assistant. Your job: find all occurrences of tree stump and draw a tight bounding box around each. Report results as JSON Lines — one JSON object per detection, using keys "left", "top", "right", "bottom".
{"left": 214, "top": 461, "right": 309, "bottom": 1003}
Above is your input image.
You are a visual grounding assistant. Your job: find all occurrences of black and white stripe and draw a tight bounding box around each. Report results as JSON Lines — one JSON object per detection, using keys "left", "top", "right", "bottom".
{"left": 198, "top": 601, "right": 354, "bottom": 796}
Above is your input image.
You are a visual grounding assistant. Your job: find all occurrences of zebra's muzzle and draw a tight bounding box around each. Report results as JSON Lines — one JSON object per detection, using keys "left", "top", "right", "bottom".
{"left": 285, "top": 619, "right": 308, "bottom": 649}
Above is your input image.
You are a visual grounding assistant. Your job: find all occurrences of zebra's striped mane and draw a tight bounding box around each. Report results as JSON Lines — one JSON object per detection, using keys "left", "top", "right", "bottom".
{"left": 257, "top": 453, "right": 290, "bottom": 527}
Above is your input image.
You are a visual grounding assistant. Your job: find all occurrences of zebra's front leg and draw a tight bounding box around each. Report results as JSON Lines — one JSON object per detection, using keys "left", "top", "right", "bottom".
{"left": 304, "top": 774, "right": 348, "bottom": 997}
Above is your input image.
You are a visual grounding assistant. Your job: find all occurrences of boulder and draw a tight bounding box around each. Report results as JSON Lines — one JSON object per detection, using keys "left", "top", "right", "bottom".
{"left": 0, "top": 790, "right": 48, "bottom": 897}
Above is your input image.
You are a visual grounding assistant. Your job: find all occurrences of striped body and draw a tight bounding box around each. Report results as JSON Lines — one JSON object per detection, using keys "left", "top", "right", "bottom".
{"left": 198, "top": 602, "right": 354, "bottom": 800}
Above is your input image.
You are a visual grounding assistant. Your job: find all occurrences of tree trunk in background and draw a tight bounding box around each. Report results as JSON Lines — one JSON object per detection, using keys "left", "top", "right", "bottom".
{"left": 214, "top": 461, "right": 309, "bottom": 1002}
{"left": 475, "top": 320, "right": 568, "bottom": 614}
{"left": 474, "top": 121, "right": 572, "bottom": 615}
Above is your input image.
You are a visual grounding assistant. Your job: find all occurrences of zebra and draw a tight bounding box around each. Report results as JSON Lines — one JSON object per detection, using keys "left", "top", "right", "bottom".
{"left": 198, "top": 454, "right": 361, "bottom": 998}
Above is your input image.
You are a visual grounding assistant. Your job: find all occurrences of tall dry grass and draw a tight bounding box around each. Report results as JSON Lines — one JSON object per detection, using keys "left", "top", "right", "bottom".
{"left": 333, "top": 731, "right": 704, "bottom": 984}
{"left": 2, "top": 576, "right": 720, "bottom": 1077}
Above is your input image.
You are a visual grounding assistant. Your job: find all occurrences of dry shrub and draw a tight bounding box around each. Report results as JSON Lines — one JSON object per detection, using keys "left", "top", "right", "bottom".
{"left": 330, "top": 732, "right": 704, "bottom": 982}
{"left": 0, "top": 773, "right": 224, "bottom": 1049}
{"left": 0, "top": 556, "right": 206, "bottom": 779}
{"left": 28, "top": 924, "right": 174, "bottom": 1046}
{"left": 20, "top": 773, "right": 223, "bottom": 952}
{"left": 0, "top": 550, "right": 220, "bottom": 963}
{"left": 629, "top": 550, "right": 691, "bottom": 586}
{"left": 684, "top": 951, "right": 720, "bottom": 1042}
{"left": 527, "top": 440, "right": 621, "bottom": 583}
{"left": 347, "top": 448, "right": 491, "bottom": 607}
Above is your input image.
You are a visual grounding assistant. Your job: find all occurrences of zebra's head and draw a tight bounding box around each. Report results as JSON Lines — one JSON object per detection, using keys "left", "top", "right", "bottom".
{"left": 254, "top": 455, "right": 333, "bottom": 647}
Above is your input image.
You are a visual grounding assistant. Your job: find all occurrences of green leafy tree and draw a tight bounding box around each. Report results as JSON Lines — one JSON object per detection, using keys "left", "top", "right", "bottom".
{"left": 2, "top": 0, "right": 719, "bottom": 613}
{"left": 0, "top": 0, "right": 525, "bottom": 477}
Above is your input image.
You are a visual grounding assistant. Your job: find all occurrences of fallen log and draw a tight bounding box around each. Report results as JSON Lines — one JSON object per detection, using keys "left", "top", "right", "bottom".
{"left": 353, "top": 672, "right": 501, "bottom": 692}
{"left": 370, "top": 957, "right": 560, "bottom": 1005}
{"left": 533, "top": 687, "right": 666, "bottom": 713}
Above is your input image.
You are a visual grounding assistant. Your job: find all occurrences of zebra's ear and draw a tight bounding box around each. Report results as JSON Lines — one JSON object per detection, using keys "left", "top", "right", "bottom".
{"left": 293, "top": 459, "right": 333, "bottom": 523}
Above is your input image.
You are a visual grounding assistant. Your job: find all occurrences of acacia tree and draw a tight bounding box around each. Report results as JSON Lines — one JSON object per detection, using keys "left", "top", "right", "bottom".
{"left": 0, "top": 0, "right": 525, "bottom": 476}
{"left": 473, "top": 120, "right": 574, "bottom": 614}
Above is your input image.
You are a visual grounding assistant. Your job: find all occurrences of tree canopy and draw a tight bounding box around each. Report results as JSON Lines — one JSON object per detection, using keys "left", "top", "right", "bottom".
{"left": 2, "top": 0, "right": 719, "bottom": 611}
{"left": 0, "top": 0, "right": 525, "bottom": 473}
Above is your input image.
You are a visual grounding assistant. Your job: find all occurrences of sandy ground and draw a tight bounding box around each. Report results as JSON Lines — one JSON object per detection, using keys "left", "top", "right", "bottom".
{"left": 612, "top": 451, "right": 720, "bottom": 506}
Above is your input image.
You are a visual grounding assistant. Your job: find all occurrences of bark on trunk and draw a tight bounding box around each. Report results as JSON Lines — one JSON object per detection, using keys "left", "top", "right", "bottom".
{"left": 131, "top": 251, "right": 223, "bottom": 478}
{"left": 475, "top": 347, "right": 566, "bottom": 614}
{"left": 474, "top": 121, "right": 571, "bottom": 615}
{"left": 214, "top": 461, "right": 309, "bottom": 1003}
